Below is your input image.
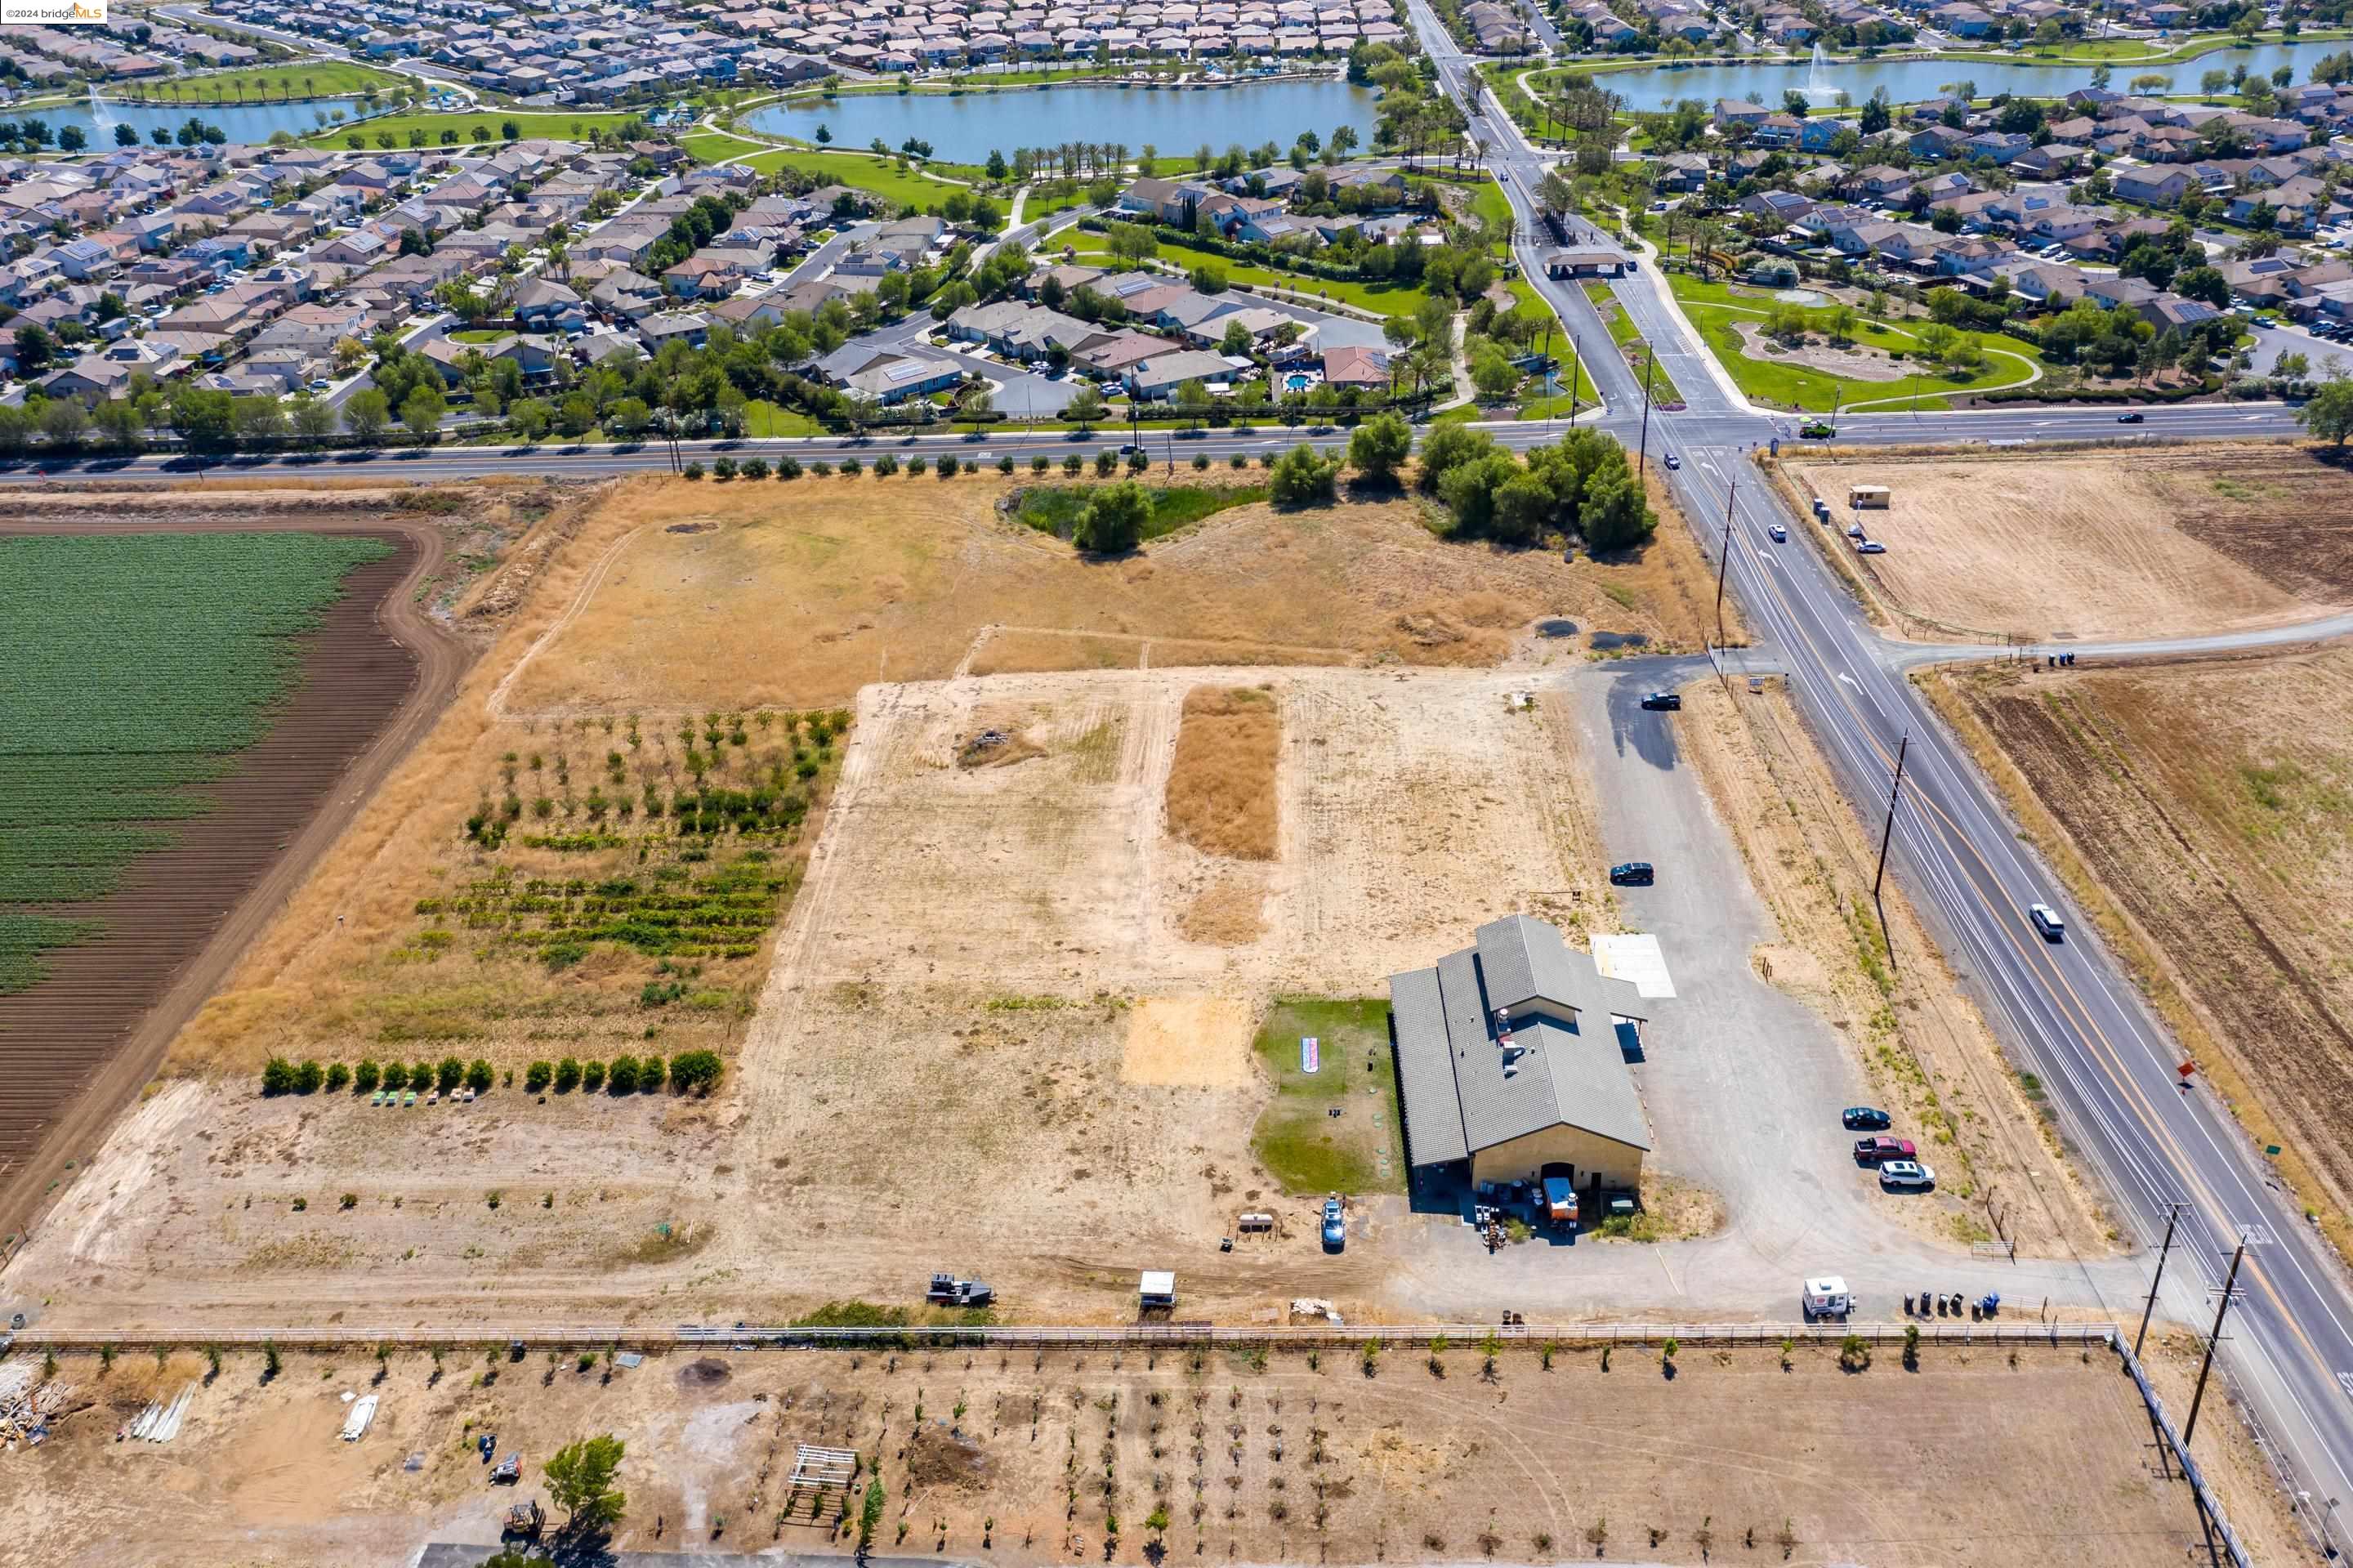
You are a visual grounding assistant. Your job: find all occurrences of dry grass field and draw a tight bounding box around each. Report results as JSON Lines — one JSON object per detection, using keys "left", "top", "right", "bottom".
{"left": 1164, "top": 685, "right": 1281, "bottom": 860}
{"left": 496, "top": 472, "right": 1712, "bottom": 716}
{"left": 1929, "top": 646, "right": 2353, "bottom": 1245}
{"left": 0, "top": 1341, "right": 2260, "bottom": 1568}
{"left": 1783, "top": 445, "right": 2353, "bottom": 641}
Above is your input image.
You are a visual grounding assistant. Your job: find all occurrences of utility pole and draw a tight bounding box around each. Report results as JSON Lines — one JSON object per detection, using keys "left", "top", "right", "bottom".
{"left": 1873, "top": 731, "right": 1909, "bottom": 904}
{"left": 2136, "top": 1203, "right": 2188, "bottom": 1356}
{"left": 2182, "top": 1240, "right": 2248, "bottom": 1450}
{"left": 1712, "top": 479, "right": 1736, "bottom": 648}
{"left": 1636, "top": 351, "right": 1657, "bottom": 471}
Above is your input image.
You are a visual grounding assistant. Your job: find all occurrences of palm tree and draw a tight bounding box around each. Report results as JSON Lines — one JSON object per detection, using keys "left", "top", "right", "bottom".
{"left": 301, "top": 74, "right": 315, "bottom": 102}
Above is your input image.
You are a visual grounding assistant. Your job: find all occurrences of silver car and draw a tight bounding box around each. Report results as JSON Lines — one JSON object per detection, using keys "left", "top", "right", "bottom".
{"left": 1878, "top": 1159, "right": 1935, "bottom": 1190}
{"left": 1320, "top": 1198, "right": 1346, "bottom": 1251}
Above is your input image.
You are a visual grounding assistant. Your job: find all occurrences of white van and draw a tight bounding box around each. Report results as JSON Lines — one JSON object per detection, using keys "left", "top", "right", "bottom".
{"left": 2029, "top": 902, "right": 2065, "bottom": 941}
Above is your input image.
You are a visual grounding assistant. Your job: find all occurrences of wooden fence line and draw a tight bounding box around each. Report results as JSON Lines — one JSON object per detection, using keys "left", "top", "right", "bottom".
{"left": 5, "top": 1319, "right": 2119, "bottom": 1354}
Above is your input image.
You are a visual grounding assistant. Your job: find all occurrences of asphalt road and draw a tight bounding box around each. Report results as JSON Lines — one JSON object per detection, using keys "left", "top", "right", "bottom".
{"left": 1402, "top": 0, "right": 2353, "bottom": 1543}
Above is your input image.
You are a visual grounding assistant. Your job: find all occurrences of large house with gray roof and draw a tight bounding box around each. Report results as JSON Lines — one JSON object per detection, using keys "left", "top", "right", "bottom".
{"left": 1389, "top": 915, "right": 1651, "bottom": 1193}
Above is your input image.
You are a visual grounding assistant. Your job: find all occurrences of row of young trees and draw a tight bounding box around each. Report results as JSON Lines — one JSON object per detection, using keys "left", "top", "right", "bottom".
{"left": 259, "top": 1050, "right": 723, "bottom": 1097}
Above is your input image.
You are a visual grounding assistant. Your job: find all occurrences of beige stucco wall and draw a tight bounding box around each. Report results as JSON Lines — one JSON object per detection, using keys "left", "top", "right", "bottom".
{"left": 1469, "top": 1124, "right": 1646, "bottom": 1190}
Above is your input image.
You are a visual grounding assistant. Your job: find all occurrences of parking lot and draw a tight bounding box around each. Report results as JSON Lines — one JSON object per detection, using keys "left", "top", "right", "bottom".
{"left": 1378, "top": 656, "right": 2128, "bottom": 1323}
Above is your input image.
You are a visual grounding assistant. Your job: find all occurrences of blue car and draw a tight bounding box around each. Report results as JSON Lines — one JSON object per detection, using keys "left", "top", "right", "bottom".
{"left": 1320, "top": 1198, "right": 1346, "bottom": 1252}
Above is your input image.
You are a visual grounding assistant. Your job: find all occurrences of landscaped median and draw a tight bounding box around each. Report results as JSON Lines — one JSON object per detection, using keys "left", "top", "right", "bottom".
{"left": 1664, "top": 272, "right": 2045, "bottom": 414}
{"left": 1584, "top": 279, "right": 1685, "bottom": 408}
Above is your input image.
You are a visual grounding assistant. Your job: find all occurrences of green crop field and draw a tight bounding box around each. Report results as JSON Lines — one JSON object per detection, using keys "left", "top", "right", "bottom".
{"left": 0, "top": 533, "right": 390, "bottom": 992}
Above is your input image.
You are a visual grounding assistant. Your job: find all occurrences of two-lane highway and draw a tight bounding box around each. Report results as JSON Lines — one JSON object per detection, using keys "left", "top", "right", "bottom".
{"left": 1403, "top": 0, "right": 2353, "bottom": 1547}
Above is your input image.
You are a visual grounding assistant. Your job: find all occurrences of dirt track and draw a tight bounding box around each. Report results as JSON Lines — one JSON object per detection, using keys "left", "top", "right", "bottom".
{"left": 0, "top": 512, "right": 476, "bottom": 1241}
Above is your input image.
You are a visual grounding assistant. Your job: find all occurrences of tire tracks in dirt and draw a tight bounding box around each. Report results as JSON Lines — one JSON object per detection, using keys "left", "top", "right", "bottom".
{"left": 484, "top": 521, "right": 645, "bottom": 721}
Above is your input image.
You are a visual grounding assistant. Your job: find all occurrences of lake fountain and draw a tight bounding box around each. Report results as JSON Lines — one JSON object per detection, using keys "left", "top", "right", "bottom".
{"left": 1801, "top": 42, "right": 1842, "bottom": 103}
{"left": 87, "top": 86, "right": 118, "bottom": 140}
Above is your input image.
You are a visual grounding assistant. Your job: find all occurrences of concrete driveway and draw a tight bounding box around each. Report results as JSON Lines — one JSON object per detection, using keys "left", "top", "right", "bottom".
{"left": 1377, "top": 657, "right": 2136, "bottom": 1323}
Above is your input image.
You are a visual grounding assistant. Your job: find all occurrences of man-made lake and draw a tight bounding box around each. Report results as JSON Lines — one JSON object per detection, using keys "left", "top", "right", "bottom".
{"left": 749, "top": 77, "right": 1381, "bottom": 157}
{"left": 19, "top": 96, "right": 368, "bottom": 145}
{"left": 1597, "top": 39, "right": 2348, "bottom": 110}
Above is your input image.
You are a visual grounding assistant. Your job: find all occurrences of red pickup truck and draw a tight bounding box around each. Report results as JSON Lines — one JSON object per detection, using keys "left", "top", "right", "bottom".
{"left": 1853, "top": 1136, "right": 1918, "bottom": 1165}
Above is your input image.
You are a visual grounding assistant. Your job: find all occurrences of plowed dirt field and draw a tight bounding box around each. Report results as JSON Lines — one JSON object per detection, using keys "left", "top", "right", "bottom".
{"left": 1932, "top": 646, "right": 2353, "bottom": 1232}
{"left": 1784, "top": 445, "right": 2353, "bottom": 641}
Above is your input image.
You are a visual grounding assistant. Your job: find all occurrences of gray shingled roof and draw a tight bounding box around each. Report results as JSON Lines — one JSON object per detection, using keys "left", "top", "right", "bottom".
{"left": 1387, "top": 966, "right": 1466, "bottom": 1165}
{"left": 1388, "top": 917, "right": 1653, "bottom": 1168}
{"left": 1474, "top": 914, "right": 1648, "bottom": 1025}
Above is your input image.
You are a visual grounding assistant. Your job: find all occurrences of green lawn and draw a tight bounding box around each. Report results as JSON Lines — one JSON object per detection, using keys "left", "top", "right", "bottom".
{"left": 1248, "top": 997, "right": 1404, "bottom": 1196}
{"left": 1470, "top": 176, "right": 1514, "bottom": 252}
{"left": 1939, "top": 26, "right": 2349, "bottom": 64}
{"left": 1062, "top": 231, "right": 1434, "bottom": 318}
{"left": 736, "top": 147, "right": 967, "bottom": 211}
{"left": 744, "top": 400, "right": 828, "bottom": 438}
{"left": 306, "top": 110, "right": 644, "bottom": 149}
{"left": 449, "top": 328, "right": 511, "bottom": 344}
{"left": 1667, "top": 273, "right": 2043, "bottom": 412}
{"left": 1011, "top": 480, "right": 1268, "bottom": 541}
{"left": 682, "top": 131, "right": 766, "bottom": 163}
{"left": 87, "top": 61, "right": 410, "bottom": 106}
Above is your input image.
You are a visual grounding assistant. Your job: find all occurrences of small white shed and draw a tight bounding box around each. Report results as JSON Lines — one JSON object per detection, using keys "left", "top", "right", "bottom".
{"left": 1139, "top": 1270, "right": 1176, "bottom": 1310}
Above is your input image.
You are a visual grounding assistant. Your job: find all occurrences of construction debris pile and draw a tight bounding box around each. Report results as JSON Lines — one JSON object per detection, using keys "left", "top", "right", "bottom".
{"left": 123, "top": 1383, "right": 198, "bottom": 1444}
{"left": 1, "top": 1361, "right": 71, "bottom": 1448}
